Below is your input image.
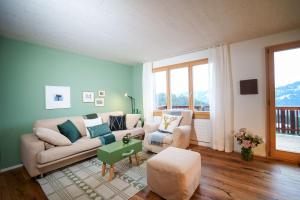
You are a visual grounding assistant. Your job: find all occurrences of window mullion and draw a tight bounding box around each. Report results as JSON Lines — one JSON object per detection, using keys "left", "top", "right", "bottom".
{"left": 188, "top": 65, "right": 194, "bottom": 111}
{"left": 166, "top": 70, "right": 171, "bottom": 109}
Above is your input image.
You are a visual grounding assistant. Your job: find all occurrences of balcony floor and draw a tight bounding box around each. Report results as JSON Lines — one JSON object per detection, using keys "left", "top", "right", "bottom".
{"left": 276, "top": 133, "right": 300, "bottom": 153}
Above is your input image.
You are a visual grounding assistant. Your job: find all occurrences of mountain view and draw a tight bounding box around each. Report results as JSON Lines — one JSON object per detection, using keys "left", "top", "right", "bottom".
{"left": 276, "top": 81, "right": 300, "bottom": 106}
{"left": 156, "top": 91, "right": 209, "bottom": 110}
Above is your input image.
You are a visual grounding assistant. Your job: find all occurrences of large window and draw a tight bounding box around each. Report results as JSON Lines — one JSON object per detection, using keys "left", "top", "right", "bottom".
{"left": 153, "top": 58, "right": 210, "bottom": 118}
{"left": 170, "top": 67, "right": 189, "bottom": 109}
{"left": 154, "top": 71, "right": 167, "bottom": 110}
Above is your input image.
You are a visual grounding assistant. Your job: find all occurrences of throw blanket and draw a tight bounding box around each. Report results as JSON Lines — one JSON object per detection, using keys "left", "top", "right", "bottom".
{"left": 148, "top": 131, "right": 167, "bottom": 146}
{"left": 99, "top": 133, "right": 116, "bottom": 145}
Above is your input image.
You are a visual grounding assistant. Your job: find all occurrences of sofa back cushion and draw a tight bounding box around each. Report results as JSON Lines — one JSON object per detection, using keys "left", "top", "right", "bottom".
{"left": 126, "top": 114, "right": 141, "bottom": 130}
{"left": 35, "top": 127, "right": 72, "bottom": 146}
{"left": 33, "top": 111, "right": 125, "bottom": 137}
{"left": 33, "top": 116, "right": 86, "bottom": 137}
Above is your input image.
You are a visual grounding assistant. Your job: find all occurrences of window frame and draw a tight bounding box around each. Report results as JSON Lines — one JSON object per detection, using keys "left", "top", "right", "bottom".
{"left": 152, "top": 58, "right": 210, "bottom": 119}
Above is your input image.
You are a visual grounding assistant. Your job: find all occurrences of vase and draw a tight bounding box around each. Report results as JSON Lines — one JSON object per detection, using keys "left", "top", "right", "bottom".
{"left": 122, "top": 134, "right": 131, "bottom": 144}
{"left": 241, "top": 147, "right": 253, "bottom": 161}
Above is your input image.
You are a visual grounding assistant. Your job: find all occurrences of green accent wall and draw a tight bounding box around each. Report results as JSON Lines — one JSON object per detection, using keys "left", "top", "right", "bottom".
{"left": 0, "top": 36, "right": 143, "bottom": 170}
{"left": 132, "top": 64, "right": 143, "bottom": 114}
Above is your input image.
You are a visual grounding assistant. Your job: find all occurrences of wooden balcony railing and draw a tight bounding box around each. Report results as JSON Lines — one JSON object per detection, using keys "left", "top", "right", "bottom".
{"left": 276, "top": 107, "right": 300, "bottom": 135}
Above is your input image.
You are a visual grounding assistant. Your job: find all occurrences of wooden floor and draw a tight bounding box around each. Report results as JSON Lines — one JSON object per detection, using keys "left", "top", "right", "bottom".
{"left": 1, "top": 145, "right": 300, "bottom": 200}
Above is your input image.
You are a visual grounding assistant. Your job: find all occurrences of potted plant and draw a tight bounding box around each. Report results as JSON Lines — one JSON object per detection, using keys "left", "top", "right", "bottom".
{"left": 234, "top": 128, "right": 263, "bottom": 161}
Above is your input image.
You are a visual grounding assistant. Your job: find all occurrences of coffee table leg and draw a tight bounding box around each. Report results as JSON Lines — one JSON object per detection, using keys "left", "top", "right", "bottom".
{"left": 129, "top": 156, "right": 132, "bottom": 164}
{"left": 135, "top": 153, "right": 139, "bottom": 165}
{"left": 102, "top": 162, "right": 106, "bottom": 176}
{"left": 108, "top": 164, "right": 114, "bottom": 181}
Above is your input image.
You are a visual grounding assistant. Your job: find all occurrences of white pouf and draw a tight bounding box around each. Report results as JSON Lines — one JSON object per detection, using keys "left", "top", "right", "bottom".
{"left": 147, "top": 147, "right": 201, "bottom": 200}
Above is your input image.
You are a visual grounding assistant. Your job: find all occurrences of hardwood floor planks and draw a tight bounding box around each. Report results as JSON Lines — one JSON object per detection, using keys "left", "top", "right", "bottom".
{"left": 0, "top": 145, "right": 299, "bottom": 200}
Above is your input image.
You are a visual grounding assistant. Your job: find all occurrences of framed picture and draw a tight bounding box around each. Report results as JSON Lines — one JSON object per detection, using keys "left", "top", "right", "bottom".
{"left": 98, "top": 90, "right": 106, "bottom": 97}
{"left": 83, "top": 92, "right": 94, "bottom": 103}
{"left": 45, "top": 86, "right": 71, "bottom": 109}
{"left": 95, "top": 98, "right": 104, "bottom": 107}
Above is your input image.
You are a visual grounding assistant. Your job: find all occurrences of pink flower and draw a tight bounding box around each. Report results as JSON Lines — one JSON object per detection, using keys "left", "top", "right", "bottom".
{"left": 242, "top": 140, "right": 251, "bottom": 148}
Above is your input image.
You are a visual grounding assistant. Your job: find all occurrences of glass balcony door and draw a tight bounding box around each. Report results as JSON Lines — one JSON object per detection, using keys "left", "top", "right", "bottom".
{"left": 267, "top": 41, "right": 300, "bottom": 163}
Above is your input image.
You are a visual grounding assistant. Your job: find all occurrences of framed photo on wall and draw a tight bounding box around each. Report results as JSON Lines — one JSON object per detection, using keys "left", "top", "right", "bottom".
{"left": 98, "top": 90, "right": 106, "bottom": 97}
{"left": 82, "top": 92, "right": 94, "bottom": 103}
{"left": 45, "top": 86, "right": 71, "bottom": 109}
{"left": 95, "top": 98, "right": 104, "bottom": 106}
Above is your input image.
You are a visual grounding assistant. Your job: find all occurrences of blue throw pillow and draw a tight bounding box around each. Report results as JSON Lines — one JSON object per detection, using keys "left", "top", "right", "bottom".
{"left": 87, "top": 123, "right": 112, "bottom": 138}
{"left": 99, "top": 134, "right": 116, "bottom": 145}
{"left": 57, "top": 120, "right": 81, "bottom": 143}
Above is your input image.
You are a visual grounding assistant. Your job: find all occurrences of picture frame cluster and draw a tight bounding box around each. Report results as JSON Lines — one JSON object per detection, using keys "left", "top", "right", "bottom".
{"left": 83, "top": 90, "right": 105, "bottom": 107}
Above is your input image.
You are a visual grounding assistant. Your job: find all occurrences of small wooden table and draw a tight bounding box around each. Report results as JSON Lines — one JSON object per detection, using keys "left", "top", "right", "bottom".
{"left": 97, "top": 139, "right": 142, "bottom": 181}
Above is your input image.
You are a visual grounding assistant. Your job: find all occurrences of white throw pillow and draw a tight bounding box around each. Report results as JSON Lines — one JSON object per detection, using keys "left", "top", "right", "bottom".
{"left": 158, "top": 114, "right": 182, "bottom": 133}
{"left": 83, "top": 117, "right": 103, "bottom": 138}
{"left": 35, "top": 127, "right": 72, "bottom": 146}
{"left": 126, "top": 114, "right": 141, "bottom": 130}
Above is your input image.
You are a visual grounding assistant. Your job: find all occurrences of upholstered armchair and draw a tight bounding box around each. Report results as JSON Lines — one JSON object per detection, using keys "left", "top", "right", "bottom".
{"left": 143, "top": 110, "right": 193, "bottom": 153}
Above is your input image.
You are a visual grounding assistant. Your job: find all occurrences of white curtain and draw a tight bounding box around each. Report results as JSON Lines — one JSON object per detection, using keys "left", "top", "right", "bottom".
{"left": 143, "top": 62, "right": 154, "bottom": 123}
{"left": 209, "top": 45, "right": 234, "bottom": 152}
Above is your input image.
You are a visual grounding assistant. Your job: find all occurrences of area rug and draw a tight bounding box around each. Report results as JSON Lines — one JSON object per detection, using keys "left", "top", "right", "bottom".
{"left": 37, "top": 152, "right": 152, "bottom": 200}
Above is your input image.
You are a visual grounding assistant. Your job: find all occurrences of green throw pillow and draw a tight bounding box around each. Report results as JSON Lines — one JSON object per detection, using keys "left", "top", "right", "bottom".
{"left": 87, "top": 123, "right": 112, "bottom": 138}
{"left": 57, "top": 120, "right": 81, "bottom": 143}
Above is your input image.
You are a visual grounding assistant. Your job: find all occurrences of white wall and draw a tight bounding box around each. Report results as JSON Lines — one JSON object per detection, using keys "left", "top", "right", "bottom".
{"left": 230, "top": 28, "right": 300, "bottom": 157}
{"left": 151, "top": 28, "right": 300, "bottom": 157}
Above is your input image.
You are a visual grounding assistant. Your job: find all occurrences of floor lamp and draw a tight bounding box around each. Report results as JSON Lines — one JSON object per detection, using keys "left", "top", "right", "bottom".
{"left": 124, "top": 93, "right": 135, "bottom": 114}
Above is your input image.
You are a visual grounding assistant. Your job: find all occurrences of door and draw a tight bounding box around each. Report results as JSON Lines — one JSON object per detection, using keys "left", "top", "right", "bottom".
{"left": 266, "top": 40, "right": 300, "bottom": 163}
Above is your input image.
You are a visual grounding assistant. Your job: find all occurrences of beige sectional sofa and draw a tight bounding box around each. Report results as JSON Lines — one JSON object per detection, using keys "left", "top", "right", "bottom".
{"left": 21, "top": 111, "right": 144, "bottom": 177}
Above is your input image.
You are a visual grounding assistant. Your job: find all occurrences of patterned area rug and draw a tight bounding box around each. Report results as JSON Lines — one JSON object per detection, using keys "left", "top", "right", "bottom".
{"left": 37, "top": 152, "right": 152, "bottom": 200}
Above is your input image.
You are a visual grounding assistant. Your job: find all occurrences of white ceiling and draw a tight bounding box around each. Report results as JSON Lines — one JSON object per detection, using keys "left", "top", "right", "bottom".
{"left": 0, "top": 0, "right": 300, "bottom": 65}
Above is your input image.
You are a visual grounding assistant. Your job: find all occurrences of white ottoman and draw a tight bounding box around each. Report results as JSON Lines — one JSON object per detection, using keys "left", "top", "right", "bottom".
{"left": 147, "top": 147, "right": 201, "bottom": 200}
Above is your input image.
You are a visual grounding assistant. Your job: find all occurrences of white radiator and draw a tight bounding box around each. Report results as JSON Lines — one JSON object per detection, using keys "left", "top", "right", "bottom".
{"left": 190, "top": 119, "right": 212, "bottom": 147}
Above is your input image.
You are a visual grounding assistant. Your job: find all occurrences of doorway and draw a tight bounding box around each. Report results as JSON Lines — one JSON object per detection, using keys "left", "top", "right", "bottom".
{"left": 266, "top": 40, "right": 300, "bottom": 163}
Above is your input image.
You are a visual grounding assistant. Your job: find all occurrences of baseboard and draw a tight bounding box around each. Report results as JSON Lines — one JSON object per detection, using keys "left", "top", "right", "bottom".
{"left": 0, "top": 164, "right": 23, "bottom": 173}
{"left": 190, "top": 140, "right": 212, "bottom": 147}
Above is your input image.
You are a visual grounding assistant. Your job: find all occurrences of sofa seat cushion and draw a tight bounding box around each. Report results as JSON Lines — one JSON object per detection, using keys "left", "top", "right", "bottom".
{"left": 37, "top": 137, "right": 100, "bottom": 164}
{"left": 112, "top": 127, "right": 144, "bottom": 141}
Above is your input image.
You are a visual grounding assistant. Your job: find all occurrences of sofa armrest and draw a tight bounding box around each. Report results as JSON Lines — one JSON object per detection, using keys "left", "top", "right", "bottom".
{"left": 172, "top": 125, "right": 191, "bottom": 149}
{"left": 20, "top": 133, "right": 45, "bottom": 177}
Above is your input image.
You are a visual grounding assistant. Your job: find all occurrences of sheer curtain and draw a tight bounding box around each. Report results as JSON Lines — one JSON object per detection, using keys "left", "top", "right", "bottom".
{"left": 209, "top": 45, "right": 234, "bottom": 152}
{"left": 143, "top": 62, "right": 154, "bottom": 123}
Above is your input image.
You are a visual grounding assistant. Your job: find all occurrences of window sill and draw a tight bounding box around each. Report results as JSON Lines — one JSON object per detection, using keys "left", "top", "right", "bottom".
{"left": 153, "top": 110, "right": 210, "bottom": 119}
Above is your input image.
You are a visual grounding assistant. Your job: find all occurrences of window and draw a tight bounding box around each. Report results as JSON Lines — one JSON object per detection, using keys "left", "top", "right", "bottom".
{"left": 154, "top": 71, "right": 167, "bottom": 110}
{"left": 153, "top": 58, "right": 210, "bottom": 119}
{"left": 170, "top": 67, "right": 189, "bottom": 109}
{"left": 193, "top": 64, "right": 210, "bottom": 111}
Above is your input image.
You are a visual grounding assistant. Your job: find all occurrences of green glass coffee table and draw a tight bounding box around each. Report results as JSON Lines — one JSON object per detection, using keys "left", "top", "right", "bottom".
{"left": 97, "top": 139, "right": 142, "bottom": 180}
